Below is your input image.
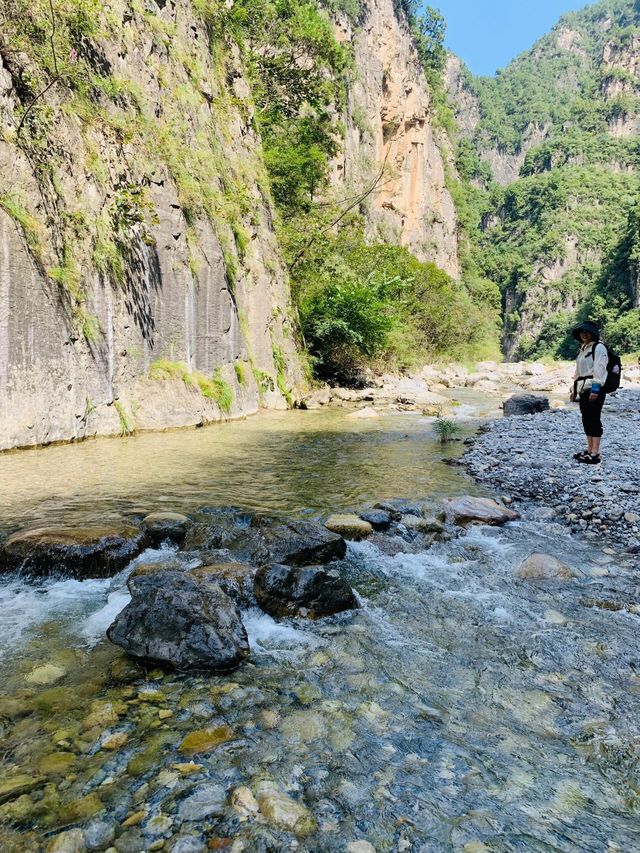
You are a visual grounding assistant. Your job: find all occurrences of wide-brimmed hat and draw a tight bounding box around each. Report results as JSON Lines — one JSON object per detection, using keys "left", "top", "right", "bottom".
{"left": 572, "top": 321, "right": 600, "bottom": 341}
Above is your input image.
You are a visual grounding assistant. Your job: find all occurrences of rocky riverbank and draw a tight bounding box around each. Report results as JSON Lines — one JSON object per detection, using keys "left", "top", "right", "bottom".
{"left": 463, "top": 389, "right": 640, "bottom": 552}
{"left": 300, "top": 359, "right": 640, "bottom": 414}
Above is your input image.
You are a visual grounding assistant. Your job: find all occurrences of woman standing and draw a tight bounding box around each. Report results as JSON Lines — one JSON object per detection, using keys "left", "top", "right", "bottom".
{"left": 571, "top": 321, "right": 608, "bottom": 465}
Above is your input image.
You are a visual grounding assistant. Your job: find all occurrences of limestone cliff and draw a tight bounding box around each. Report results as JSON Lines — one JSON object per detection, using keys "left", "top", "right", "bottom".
{"left": 332, "top": 0, "right": 459, "bottom": 278}
{"left": 0, "top": 0, "right": 301, "bottom": 451}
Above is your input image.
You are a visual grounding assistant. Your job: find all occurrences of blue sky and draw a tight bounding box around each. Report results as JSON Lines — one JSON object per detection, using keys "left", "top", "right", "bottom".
{"left": 433, "top": 0, "right": 590, "bottom": 76}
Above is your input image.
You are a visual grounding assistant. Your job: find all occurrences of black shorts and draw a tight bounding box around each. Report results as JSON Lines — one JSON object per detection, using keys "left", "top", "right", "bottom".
{"left": 579, "top": 390, "right": 606, "bottom": 438}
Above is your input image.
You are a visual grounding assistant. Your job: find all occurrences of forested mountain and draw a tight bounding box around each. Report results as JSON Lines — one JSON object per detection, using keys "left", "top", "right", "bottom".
{"left": 447, "top": 0, "right": 640, "bottom": 358}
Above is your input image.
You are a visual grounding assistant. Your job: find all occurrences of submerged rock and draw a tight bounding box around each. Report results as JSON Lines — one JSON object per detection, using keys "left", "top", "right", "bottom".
{"left": 46, "top": 829, "right": 86, "bottom": 853}
{"left": 256, "top": 781, "right": 317, "bottom": 836}
{"left": 503, "top": 394, "right": 550, "bottom": 417}
{"left": 141, "top": 512, "right": 191, "bottom": 544}
{"left": 517, "top": 553, "right": 578, "bottom": 581}
{"left": 0, "top": 525, "right": 147, "bottom": 578}
{"left": 443, "top": 496, "right": 519, "bottom": 526}
{"left": 107, "top": 571, "right": 249, "bottom": 671}
{"left": 255, "top": 563, "right": 357, "bottom": 619}
{"left": 325, "top": 513, "right": 373, "bottom": 540}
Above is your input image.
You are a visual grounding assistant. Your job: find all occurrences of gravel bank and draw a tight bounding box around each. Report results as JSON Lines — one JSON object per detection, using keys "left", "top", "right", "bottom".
{"left": 463, "top": 390, "right": 640, "bottom": 552}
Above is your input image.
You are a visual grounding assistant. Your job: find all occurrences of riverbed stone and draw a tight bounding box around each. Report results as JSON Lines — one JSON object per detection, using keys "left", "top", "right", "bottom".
{"left": 255, "top": 563, "right": 357, "bottom": 619}
{"left": 231, "top": 786, "right": 259, "bottom": 817}
{"left": 84, "top": 819, "right": 116, "bottom": 851}
{"left": 178, "top": 726, "right": 235, "bottom": 755}
{"left": 256, "top": 782, "right": 316, "bottom": 836}
{"left": 325, "top": 514, "right": 373, "bottom": 540}
{"left": 141, "top": 512, "right": 190, "bottom": 544}
{"left": 46, "top": 829, "right": 86, "bottom": 853}
{"left": 0, "top": 774, "right": 44, "bottom": 805}
{"left": 177, "top": 783, "right": 226, "bottom": 820}
{"left": 0, "top": 525, "right": 148, "bottom": 578}
{"left": 443, "top": 496, "right": 520, "bottom": 526}
{"left": 347, "top": 843, "right": 377, "bottom": 853}
{"left": 517, "top": 554, "right": 578, "bottom": 581}
{"left": 26, "top": 663, "right": 67, "bottom": 686}
{"left": 107, "top": 571, "right": 250, "bottom": 672}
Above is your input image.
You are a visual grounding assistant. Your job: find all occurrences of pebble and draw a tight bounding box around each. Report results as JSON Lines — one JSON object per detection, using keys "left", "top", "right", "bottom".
{"left": 347, "top": 843, "right": 376, "bottom": 853}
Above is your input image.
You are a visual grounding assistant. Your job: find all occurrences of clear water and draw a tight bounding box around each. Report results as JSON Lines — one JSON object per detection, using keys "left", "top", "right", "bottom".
{"left": 1, "top": 407, "right": 639, "bottom": 852}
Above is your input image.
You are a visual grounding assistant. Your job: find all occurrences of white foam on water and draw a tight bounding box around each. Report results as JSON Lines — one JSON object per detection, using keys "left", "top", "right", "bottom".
{"left": 0, "top": 575, "right": 112, "bottom": 660}
{"left": 243, "top": 607, "right": 325, "bottom": 657}
{"left": 81, "top": 588, "right": 131, "bottom": 644}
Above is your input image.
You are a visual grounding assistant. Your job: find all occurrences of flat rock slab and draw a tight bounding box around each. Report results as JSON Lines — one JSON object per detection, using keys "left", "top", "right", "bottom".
{"left": 517, "top": 553, "right": 578, "bottom": 581}
{"left": 325, "top": 514, "right": 373, "bottom": 540}
{"left": 255, "top": 563, "right": 357, "bottom": 619}
{"left": 108, "top": 571, "right": 249, "bottom": 672}
{"left": 443, "top": 496, "right": 520, "bottom": 526}
{"left": 0, "top": 525, "right": 148, "bottom": 578}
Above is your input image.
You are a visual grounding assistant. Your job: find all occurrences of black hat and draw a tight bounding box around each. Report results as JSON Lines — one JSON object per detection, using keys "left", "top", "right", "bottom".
{"left": 572, "top": 321, "right": 600, "bottom": 341}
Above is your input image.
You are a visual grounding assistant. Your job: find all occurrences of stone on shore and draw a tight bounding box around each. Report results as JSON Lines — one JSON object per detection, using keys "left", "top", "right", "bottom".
{"left": 503, "top": 395, "right": 550, "bottom": 417}
{"left": 517, "top": 554, "right": 578, "bottom": 581}
{"left": 254, "top": 563, "right": 357, "bottom": 619}
{"left": 325, "top": 514, "right": 373, "bottom": 540}
{"left": 141, "top": 512, "right": 190, "bottom": 544}
{"left": 107, "top": 571, "right": 249, "bottom": 671}
{"left": 443, "top": 496, "right": 520, "bottom": 526}
{"left": 0, "top": 525, "right": 148, "bottom": 578}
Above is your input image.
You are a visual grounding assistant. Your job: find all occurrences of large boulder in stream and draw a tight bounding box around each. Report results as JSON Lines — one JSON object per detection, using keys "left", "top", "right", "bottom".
{"left": 255, "top": 563, "right": 357, "bottom": 619}
{"left": 107, "top": 571, "right": 249, "bottom": 671}
{"left": 443, "top": 496, "right": 520, "bottom": 527}
{"left": 183, "top": 516, "right": 347, "bottom": 567}
{"left": 0, "top": 525, "right": 148, "bottom": 578}
{"left": 503, "top": 395, "right": 550, "bottom": 417}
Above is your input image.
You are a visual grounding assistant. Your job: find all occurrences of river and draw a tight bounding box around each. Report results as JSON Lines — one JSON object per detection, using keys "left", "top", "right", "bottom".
{"left": 1, "top": 405, "right": 639, "bottom": 852}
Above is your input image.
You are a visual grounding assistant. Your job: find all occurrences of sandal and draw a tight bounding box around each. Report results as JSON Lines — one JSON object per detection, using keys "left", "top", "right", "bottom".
{"left": 580, "top": 453, "right": 601, "bottom": 465}
{"left": 573, "top": 450, "right": 590, "bottom": 461}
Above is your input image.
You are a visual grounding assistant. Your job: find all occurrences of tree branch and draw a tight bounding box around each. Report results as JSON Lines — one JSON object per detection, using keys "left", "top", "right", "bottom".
{"left": 16, "top": 0, "right": 60, "bottom": 139}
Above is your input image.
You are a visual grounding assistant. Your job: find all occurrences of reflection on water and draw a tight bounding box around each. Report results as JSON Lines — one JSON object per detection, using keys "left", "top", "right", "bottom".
{"left": 2, "top": 402, "right": 639, "bottom": 851}
{"left": 0, "top": 408, "right": 479, "bottom": 528}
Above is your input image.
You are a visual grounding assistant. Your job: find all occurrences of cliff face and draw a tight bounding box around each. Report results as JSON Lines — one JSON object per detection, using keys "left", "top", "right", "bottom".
{"left": 0, "top": 0, "right": 461, "bottom": 451}
{"left": 0, "top": 0, "right": 302, "bottom": 451}
{"left": 333, "top": 0, "right": 459, "bottom": 278}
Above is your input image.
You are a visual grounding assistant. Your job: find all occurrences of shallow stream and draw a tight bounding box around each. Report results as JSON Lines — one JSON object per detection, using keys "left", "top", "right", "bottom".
{"left": 1, "top": 406, "right": 639, "bottom": 852}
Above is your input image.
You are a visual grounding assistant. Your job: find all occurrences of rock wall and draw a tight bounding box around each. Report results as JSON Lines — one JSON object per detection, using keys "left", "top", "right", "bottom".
{"left": 0, "top": 0, "right": 301, "bottom": 451}
{"left": 332, "top": 0, "right": 460, "bottom": 278}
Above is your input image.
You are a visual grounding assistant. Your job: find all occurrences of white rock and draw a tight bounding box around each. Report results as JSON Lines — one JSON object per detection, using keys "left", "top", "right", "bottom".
{"left": 517, "top": 554, "right": 577, "bottom": 581}
{"left": 346, "top": 407, "right": 379, "bottom": 420}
